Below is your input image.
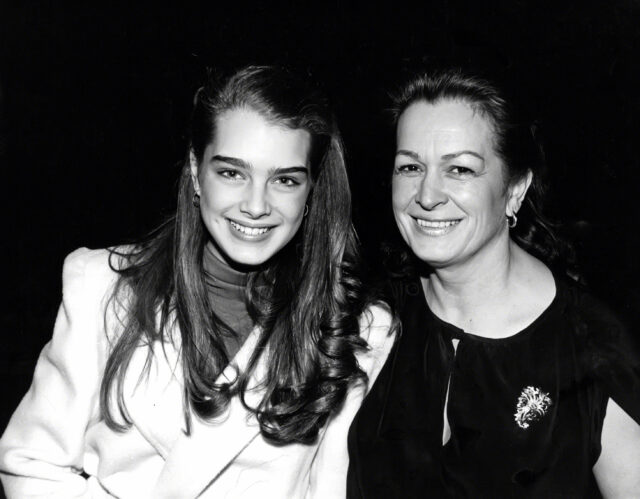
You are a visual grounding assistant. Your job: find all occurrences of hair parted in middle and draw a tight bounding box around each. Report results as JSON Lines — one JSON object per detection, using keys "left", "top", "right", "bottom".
{"left": 102, "top": 65, "right": 366, "bottom": 444}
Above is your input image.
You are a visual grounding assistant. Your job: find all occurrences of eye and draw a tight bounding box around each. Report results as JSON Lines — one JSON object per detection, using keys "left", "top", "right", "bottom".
{"left": 273, "top": 176, "right": 300, "bottom": 187}
{"left": 395, "top": 163, "right": 423, "bottom": 175}
{"left": 218, "top": 169, "right": 245, "bottom": 180}
{"left": 449, "top": 165, "right": 475, "bottom": 176}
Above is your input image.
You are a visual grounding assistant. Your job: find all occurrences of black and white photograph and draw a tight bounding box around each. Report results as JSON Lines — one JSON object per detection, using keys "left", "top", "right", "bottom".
{"left": 1, "top": 2, "right": 639, "bottom": 497}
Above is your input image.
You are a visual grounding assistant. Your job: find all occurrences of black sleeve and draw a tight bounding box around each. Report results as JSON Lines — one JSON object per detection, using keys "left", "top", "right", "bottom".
{"left": 576, "top": 288, "right": 640, "bottom": 425}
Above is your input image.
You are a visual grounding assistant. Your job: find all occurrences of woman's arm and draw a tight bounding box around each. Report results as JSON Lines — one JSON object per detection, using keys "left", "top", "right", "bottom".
{"left": 307, "top": 304, "right": 395, "bottom": 498}
{"left": 593, "top": 398, "right": 640, "bottom": 497}
{"left": 0, "top": 248, "right": 115, "bottom": 498}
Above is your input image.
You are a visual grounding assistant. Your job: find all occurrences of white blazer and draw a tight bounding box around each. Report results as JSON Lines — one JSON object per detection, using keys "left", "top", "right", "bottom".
{"left": 0, "top": 248, "right": 394, "bottom": 498}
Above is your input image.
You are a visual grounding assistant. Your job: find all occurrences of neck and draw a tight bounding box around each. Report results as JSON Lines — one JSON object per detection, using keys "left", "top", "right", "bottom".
{"left": 203, "top": 241, "right": 248, "bottom": 290}
{"left": 422, "top": 234, "right": 518, "bottom": 326}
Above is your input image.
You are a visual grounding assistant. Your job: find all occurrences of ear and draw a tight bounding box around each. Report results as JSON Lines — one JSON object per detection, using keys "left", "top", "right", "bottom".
{"left": 506, "top": 170, "right": 533, "bottom": 217}
{"left": 189, "top": 150, "right": 201, "bottom": 195}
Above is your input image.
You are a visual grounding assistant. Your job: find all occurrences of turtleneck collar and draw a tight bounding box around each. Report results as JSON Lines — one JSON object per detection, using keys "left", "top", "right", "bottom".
{"left": 202, "top": 242, "right": 249, "bottom": 301}
{"left": 201, "top": 241, "right": 256, "bottom": 359}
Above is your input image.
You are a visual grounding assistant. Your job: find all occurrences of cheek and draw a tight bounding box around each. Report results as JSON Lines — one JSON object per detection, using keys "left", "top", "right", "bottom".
{"left": 391, "top": 180, "right": 414, "bottom": 241}
{"left": 279, "top": 189, "right": 310, "bottom": 221}
{"left": 460, "top": 185, "right": 507, "bottom": 224}
{"left": 200, "top": 178, "right": 235, "bottom": 212}
{"left": 391, "top": 177, "right": 415, "bottom": 212}
{"left": 484, "top": 184, "right": 509, "bottom": 217}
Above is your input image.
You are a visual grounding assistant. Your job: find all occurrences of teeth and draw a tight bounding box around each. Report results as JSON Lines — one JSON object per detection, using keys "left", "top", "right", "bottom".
{"left": 230, "top": 220, "right": 271, "bottom": 236}
{"left": 416, "top": 219, "right": 460, "bottom": 228}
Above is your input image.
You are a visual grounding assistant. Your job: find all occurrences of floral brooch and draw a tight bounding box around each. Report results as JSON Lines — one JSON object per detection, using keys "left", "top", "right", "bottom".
{"left": 514, "top": 386, "right": 552, "bottom": 429}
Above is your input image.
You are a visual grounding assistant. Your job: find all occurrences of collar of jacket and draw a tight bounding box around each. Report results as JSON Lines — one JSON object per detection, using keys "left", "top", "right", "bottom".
{"left": 122, "top": 324, "right": 267, "bottom": 498}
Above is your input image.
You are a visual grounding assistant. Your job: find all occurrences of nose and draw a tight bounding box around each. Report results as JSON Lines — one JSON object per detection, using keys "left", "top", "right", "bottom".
{"left": 416, "top": 171, "right": 448, "bottom": 210}
{"left": 240, "top": 182, "right": 271, "bottom": 218}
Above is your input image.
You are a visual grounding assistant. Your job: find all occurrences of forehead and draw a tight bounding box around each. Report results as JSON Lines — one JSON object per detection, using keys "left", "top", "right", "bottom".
{"left": 396, "top": 99, "right": 495, "bottom": 155}
{"left": 210, "top": 107, "right": 311, "bottom": 164}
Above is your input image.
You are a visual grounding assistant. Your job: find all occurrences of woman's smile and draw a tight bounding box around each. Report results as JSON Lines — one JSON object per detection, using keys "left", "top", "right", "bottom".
{"left": 192, "top": 108, "right": 312, "bottom": 267}
{"left": 392, "top": 99, "right": 510, "bottom": 268}
{"left": 412, "top": 216, "right": 463, "bottom": 236}
{"left": 227, "top": 218, "right": 276, "bottom": 240}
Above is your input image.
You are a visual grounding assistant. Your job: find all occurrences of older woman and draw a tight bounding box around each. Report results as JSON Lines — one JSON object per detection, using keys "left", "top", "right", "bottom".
{"left": 0, "top": 66, "right": 393, "bottom": 498}
{"left": 347, "top": 69, "right": 640, "bottom": 497}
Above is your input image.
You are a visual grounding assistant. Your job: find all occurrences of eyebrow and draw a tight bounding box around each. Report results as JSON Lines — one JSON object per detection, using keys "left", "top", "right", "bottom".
{"left": 441, "top": 150, "right": 485, "bottom": 161}
{"left": 396, "top": 150, "right": 426, "bottom": 165}
{"left": 396, "top": 149, "right": 485, "bottom": 163}
{"left": 211, "top": 155, "right": 309, "bottom": 175}
{"left": 270, "top": 166, "right": 309, "bottom": 175}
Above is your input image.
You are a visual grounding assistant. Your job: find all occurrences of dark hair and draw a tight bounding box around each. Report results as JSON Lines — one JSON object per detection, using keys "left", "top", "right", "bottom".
{"left": 389, "top": 68, "right": 573, "bottom": 270}
{"left": 101, "top": 65, "right": 365, "bottom": 444}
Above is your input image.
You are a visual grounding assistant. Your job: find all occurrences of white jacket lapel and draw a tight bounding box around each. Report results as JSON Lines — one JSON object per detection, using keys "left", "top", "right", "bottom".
{"left": 151, "top": 326, "right": 267, "bottom": 498}
{"left": 119, "top": 326, "right": 194, "bottom": 457}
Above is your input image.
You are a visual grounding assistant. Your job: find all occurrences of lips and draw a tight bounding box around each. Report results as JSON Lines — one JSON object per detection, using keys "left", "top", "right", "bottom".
{"left": 228, "top": 219, "right": 274, "bottom": 236}
{"left": 414, "top": 218, "right": 461, "bottom": 228}
{"left": 411, "top": 216, "right": 462, "bottom": 235}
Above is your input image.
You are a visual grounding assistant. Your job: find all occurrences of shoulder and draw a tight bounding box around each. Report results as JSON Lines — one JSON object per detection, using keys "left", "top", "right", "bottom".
{"left": 63, "top": 247, "right": 113, "bottom": 277}
{"left": 558, "top": 276, "right": 640, "bottom": 415}
{"left": 358, "top": 302, "right": 394, "bottom": 345}
{"left": 357, "top": 303, "right": 396, "bottom": 384}
{"left": 63, "top": 245, "right": 136, "bottom": 279}
{"left": 61, "top": 246, "right": 128, "bottom": 308}
{"left": 554, "top": 275, "right": 636, "bottom": 364}
{"left": 558, "top": 276, "right": 628, "bottom": 339}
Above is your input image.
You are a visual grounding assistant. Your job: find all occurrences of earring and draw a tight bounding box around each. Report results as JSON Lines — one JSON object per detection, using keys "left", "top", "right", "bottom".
{"left": 303, "top": 204, "right": 309, "bottom": 217}
{"left": 193, "top": 192, "right": 201, "bottom": 208}
{"left": 507, "top": 213, "right": 518, "bottom": 228}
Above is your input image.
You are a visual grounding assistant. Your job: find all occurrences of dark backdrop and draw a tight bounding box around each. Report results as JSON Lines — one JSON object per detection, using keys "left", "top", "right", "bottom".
{"left": 1, "top": 2, "right": 639, "bottom": 430}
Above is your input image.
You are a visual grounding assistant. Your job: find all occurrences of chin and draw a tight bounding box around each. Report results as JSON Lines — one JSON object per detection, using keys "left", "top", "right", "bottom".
{"left": 228, "top": 239, "right": 289, "bottom": 267}
{"left": 408, "top": 243, "right": 458, "bottom": 268}
{"left": 413, "top": 254, "right": 446, "bottom": 268}
{"left": 225, "top": 250, "right": 272, "bottom": 268}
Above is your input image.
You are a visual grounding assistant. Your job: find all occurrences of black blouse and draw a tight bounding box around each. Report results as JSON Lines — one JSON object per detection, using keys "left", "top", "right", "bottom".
{"left": 347, "top": 275, "right": 640, "bottom": 498}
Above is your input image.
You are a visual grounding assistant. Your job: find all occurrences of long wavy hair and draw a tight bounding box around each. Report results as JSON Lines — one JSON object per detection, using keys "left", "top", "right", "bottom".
{"left": 384, "top": 68, "right": 575, "bottom": 284}
{"left": 100, "top": 66, "right": 366, "bottom": 444}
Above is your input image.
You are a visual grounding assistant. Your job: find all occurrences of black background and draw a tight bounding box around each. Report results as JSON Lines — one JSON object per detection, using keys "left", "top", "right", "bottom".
{"left": 1, "top": 2, "right": 639, "bottom": 431}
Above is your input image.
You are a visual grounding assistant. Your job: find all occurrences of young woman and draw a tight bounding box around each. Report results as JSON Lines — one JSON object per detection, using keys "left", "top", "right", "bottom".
{"left": 0, "top": 66, "right": 394, "bottom": 498}
{"left": 347, "top": 69, "right": 640, "bottom": 497}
